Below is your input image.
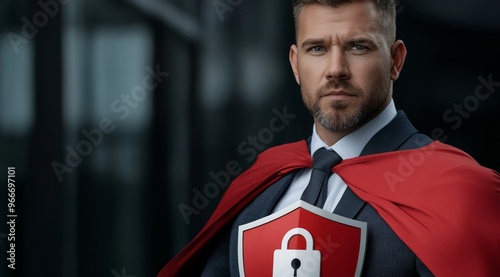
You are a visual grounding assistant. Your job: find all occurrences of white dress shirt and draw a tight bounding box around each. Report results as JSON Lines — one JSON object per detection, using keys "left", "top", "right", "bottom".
{"left": 272, "top": 100, "right": 397, "bottom": 213}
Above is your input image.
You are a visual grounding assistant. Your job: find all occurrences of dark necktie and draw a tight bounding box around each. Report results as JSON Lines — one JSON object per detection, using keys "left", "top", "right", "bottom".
{"left": 300, "top": 148, "right": 343, "bottom": 208}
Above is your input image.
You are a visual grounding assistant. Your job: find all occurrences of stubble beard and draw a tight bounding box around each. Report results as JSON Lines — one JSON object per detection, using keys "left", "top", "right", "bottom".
{"left": 312, "top": 99, "right": 360, "bottom": 131}
{"left": 305, "top": 77, "right": 391, "bottom": 132}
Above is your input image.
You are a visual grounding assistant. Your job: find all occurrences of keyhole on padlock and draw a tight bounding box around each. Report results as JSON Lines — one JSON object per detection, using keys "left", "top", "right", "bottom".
{"left": 291, "top": 258, "right": 301, "bottom": 276}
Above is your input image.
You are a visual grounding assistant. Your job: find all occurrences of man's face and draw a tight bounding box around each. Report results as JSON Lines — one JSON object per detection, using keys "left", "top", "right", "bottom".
{"left": 290, "top": 1, "right": 406, "bottom": 143}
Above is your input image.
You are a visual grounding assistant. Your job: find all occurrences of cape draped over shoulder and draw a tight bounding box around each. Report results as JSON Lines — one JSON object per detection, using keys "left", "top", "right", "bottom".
{"left": 158, "top": 140, "right": 500, "bottom": 277}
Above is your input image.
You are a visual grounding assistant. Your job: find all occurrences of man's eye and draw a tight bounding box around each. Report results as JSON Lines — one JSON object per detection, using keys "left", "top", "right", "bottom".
{"left": 309, "top": 46, "right": 325, "bottom": 52}
{"left": 352, "top": 45, "right": 368, "bottom": 51}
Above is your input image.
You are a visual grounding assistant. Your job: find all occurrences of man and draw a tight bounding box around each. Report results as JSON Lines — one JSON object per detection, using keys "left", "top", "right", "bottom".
{"left": 158, "top": 0, "right": 500, "bottom": 276}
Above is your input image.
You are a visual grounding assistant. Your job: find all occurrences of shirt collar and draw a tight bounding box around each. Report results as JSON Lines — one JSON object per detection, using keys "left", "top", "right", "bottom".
{"left": 311, "top": 99, "right": 397, "bottom": 159}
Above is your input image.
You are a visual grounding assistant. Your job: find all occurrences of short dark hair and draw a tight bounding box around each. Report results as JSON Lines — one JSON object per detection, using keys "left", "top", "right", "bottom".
{"left": 292, "top": 0, "right": 397, "bottom": 44}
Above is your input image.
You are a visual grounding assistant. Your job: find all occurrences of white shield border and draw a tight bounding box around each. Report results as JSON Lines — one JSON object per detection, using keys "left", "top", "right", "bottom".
{"left": 238, "top": 200, "right": 367, "bottom": 277}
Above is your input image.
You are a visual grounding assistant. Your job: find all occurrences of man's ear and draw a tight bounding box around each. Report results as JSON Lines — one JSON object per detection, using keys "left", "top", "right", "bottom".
{"left": 289, "top": 44, "right": 301, "bottom": 85}
{"left": 390, "top": 40, "right": 407, "bottom": 81}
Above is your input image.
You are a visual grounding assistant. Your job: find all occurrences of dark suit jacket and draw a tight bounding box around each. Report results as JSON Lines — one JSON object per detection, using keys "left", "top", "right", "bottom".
{"left": 202, "top": 111, "right": 436, "bottom": 276}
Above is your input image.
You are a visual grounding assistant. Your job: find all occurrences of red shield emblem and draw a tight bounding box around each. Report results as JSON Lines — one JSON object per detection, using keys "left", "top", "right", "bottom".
{"left": 238, "top": 200, "right": 367, "bottom": 276}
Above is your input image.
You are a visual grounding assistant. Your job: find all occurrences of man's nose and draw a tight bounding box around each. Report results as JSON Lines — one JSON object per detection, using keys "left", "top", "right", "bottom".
{"left": 325, "top": 48, "right": 350, "bottom": 81}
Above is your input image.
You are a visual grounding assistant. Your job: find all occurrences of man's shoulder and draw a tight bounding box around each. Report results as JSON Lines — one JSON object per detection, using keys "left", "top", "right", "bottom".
{"left": 427, "top": 141, "right": 498, "bottom": 178}
{"left": 339, "top": 140, "right": 498, "bottom": 188}
{"left": 235, "top": 139, "right": 310, "bottom": 180}
{"left": 397, "top": 141, "right": 499, "bottom": 190}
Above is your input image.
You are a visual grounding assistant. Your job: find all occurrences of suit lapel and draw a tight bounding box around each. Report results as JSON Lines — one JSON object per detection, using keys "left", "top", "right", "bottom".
{"left": 333, "top": 188, "right": 366, "bottom": 218}
{"left": 238, "top": 172, "right": 297, "bottom": 220}
{"left": 334, "top": 111, "right": 419, "bottom": 218}
{"left": 360, "top": 111, "right": 419, "bottom": 156}
{"left": 263, "top": 173, "right": 297, "bottom": 215}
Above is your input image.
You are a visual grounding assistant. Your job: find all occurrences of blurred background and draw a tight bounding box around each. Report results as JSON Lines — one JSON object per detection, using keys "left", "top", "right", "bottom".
{"left": 0, "top": 0, "right": 499, "bottom": 276}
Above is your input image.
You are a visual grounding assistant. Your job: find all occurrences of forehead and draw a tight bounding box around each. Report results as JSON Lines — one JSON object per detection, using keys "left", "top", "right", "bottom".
{"left": 296, "top": 2, "right": 383, "bottom": 42}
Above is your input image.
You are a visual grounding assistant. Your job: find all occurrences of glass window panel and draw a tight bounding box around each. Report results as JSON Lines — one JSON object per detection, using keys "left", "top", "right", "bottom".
{"left": 0, "top": 36, "right": 33, "bottom": 135}
{"left": 90, "top": 25, "right": 153, "bottom": 132}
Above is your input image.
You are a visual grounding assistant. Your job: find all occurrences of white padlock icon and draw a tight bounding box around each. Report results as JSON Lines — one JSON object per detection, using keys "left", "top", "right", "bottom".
{"left": 273, "top": 227, "right": 321, "bottom": 277}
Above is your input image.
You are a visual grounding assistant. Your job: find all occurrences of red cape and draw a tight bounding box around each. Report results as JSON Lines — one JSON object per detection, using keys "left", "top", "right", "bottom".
{"left": 158, "top": 140, "right": 500, "bottom": 276}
